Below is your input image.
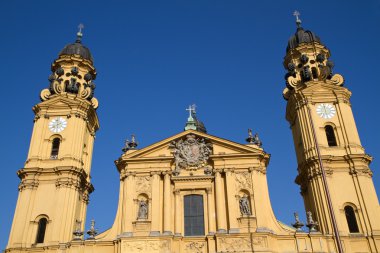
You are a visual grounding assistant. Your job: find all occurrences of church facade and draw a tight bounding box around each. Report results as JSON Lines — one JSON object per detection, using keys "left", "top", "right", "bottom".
{"left": 5, "top": 17, "right": 380, "bottom": 253}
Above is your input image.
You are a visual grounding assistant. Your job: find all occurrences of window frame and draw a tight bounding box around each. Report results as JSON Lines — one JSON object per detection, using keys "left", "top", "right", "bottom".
{"left": 183, "top": 194, "right": 205, "bottom": 236}
{"left": 324, "top": 125, "right": 338, "bottom": 147}
{"left": 35, "top": 217, "right": 48, "bottom": 244}
{"left": 344, "top": 205, "right": 360, "bottom": 233}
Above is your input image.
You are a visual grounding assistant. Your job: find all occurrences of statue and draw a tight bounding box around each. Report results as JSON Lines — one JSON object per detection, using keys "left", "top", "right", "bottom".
{"left": 138, "top": 200, "right": 148, "bottom": 219}
{"left": 291, "top": 212, "right": 304, "bottom": 231}
{"left": 239, "top": 195, "right": 251, "bottom": 215}
{"left": 306, "top": 211, "right": 318, "bottom": 232}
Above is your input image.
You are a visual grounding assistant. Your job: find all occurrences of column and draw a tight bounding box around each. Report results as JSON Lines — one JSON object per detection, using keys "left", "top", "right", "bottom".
{"left": 163, "top": 172, "right": 172, "bottom": 235}
{"left": 122, "top": 172, "right": 134, "bottom": 237}
{"left": 174, "top": 189, "right": 181, "bottom": 236}
{"left": 214, "top": 170, "right": 227, "bottom": 233}
{"left": 225, "top": 169, "right": 239, "bottom": 233}
{"left": 149, "top": 172, "right": 160, "bottom": 236}
{"left": 206, "top": 187, "right": 216, "bottom": 234}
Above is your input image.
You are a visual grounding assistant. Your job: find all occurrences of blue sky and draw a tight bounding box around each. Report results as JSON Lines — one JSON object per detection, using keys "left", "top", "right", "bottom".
{"left": 1, "top": 0, "right": 379, "bottom": 249}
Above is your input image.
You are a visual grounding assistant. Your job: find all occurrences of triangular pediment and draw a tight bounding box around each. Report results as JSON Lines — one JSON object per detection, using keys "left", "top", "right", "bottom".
{"left": 122, "top": 130, "right": 265, "bottom": 160}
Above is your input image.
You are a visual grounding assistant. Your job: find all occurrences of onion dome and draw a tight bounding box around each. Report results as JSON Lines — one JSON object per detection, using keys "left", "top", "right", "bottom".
{"left": 59, "top": 24, "right": 93, "bottom": 62}
{"left": 286, "top": 11, "right": 323, "bottom": 52}
{"left": 286, "top": 27, "right": 322, "bottom": 52}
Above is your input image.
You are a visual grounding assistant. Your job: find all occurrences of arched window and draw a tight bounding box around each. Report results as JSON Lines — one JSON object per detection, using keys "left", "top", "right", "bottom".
{"left": 36, "top": 218, "right": 47, "bottom": 243}
{"left": 344, "top": 206, "right": 359, "bottom": 233}
{"left": 325, "top": 125, "right": 337, "bottom": 147}
{"left": 184, "top": 195, "right": 204, "bottom": 236}
{"left": 50, "top": 138, "right": 60, "bottom": 159}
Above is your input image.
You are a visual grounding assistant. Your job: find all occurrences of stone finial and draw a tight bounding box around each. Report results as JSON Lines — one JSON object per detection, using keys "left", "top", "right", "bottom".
{"left": 291, "top": 212, "right": 304, "bottom": 231}
{"left": 306, "top": 211, "right": 318, "bottom": 232}
{"left": 73, "top": 219, "right": 84, "bottom": 240}
{"left": 122, "top": 134, "right": 139, "bottom": 152}
{"left": 86, "top": 219, "right": 98, "bottom": 239}
{"left": 246, "top": 129, "right": 262, "bottom": 147}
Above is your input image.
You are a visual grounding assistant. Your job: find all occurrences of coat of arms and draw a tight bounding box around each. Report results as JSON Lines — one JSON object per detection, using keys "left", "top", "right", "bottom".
{"left": 169, "top": 134, "right": 212, "bottom": 174}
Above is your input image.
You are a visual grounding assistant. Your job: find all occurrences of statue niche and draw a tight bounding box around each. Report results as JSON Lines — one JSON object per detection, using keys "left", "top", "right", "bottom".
{"left": 239, "top": 194, "right": 251, "bottom": 216}
{"left": 137, "top": 200, "right": 148, "bottom": 220}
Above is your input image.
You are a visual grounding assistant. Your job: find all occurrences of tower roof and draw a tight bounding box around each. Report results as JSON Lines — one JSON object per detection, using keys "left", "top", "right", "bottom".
{"left": 286, "top": 27, "right": 322, "bottom": 52}
{"left": 59, "top": 24, "right": 93, "bottom": 62}
{"left": 59, "top": 42, "right": 93, "bottom": 62}
{"left": 286, "top": 11, "right": 323, "bottom": 52}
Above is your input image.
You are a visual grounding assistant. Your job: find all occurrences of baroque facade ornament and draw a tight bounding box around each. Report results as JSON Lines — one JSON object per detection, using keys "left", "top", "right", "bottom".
{"left": 185, "top": 242, "right": 205, "bottom": 253}
{"left": 121, "top": 240, "right": 170, "bottom": 252}
{"left": 169, "top": 134, "right": 212, "bottom": 174}
{"left": 135, "top": 176, "right": 151, "bottom": 195}
{"left": 235, "top": 172, "right": 252, "bottom": 191}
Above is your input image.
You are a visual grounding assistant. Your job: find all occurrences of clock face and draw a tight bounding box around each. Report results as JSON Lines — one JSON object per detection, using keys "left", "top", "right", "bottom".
{"left": 48, "top": 117, "right": 67, "bottom": 133}
{"left": 316, "top": 104, "right": 336, "bottom": 119}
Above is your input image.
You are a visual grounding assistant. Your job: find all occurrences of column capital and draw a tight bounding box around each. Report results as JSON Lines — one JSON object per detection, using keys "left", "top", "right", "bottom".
{"left": 213, "top": 168, "right": 223, "bottom": 174}
{"left": 206, "top": 187, "right": 212, "bottom": 193}
{"left": 150, "top": 171, "right": 161, "bottom": 176}
{"left": 224, "top": 168, "right": 235, "bottom": 174}
{"left": 162, "top": 171, "right": 172, "bottom": 176}
{"left": 174, "top": 189, "right": 181, "bottom": 195}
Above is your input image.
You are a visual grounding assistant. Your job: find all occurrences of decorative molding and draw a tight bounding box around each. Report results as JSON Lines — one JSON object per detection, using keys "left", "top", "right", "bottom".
{"left": 18, "top": 179, "right": 39, "bottom": 191}
{"left": 349, "top": 167, "right": 373, "bottom": 177}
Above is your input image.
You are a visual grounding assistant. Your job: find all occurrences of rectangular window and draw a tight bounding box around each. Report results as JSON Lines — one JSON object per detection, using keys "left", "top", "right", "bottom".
{"left": 184, "top": 195, "right": 204, "bottom": 236}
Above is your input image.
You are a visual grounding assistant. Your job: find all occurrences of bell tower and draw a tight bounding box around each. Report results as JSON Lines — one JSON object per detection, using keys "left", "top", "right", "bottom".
{"left": 283, "top": 13, "right": 380, "bottom": 251}
{"left": 7, "top": 26, "right": 99, "bottom": 248}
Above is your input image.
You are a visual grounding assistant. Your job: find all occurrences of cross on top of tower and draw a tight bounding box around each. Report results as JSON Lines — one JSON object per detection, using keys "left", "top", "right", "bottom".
{"left": 293, "top": 10, "right": 302, "bottom": 27}
{"left": 186, "top": 104, "right": 196, "bottom": 118}
{"left": 76, "top": 23, "right": 84, "bottom": 42}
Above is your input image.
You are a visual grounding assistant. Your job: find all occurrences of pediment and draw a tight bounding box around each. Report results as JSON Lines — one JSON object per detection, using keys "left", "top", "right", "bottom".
{"left": 122, "top": 130, "right": 265, "bottom": 161}
{"left": 35, "top": 94, "right": 92, "bottom": 111}
{"left": 302, "top": 81, "right": 348, "bottom": 94}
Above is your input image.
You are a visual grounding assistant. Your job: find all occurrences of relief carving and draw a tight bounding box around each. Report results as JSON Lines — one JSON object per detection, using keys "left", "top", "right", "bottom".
{"left": 169, "top": 134, "right": 212, "bottom": 175}
{"left": 218, "top": 237, "right": 266, "bottom": 251}
{"left": 135, "top": 176, "right": 151, "bottom": 195}
{"left": 235, "top": 172, "right": 252, "bottom": 191}
{"left": 185, "top": 242, "right": 205, "bottom": 253}
{"left": 122, "top": 240, "right": 169, "bottom": 253}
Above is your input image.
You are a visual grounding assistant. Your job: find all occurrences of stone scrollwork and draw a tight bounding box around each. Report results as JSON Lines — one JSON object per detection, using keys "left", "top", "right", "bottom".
{"left": 185, "top": 242, "right": 205, "bottom": 253}
{"left": 286, "top": 75, "right": 300, "bottom": 89}
{"left": 169, "top": 134, "right": 212, "bottom": 174}
{"left": 330, "top": 73, "right": 344, "bottom": 86}
{"left": 40, "top": 89, "right": 51, "bottom": 101}
{"left": 91, "top": 97, "right": 99, "bottom": 109}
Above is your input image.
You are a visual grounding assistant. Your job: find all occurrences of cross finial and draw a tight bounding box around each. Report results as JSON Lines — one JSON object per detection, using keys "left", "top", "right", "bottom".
{"left": 186, "top": 104, "right": 196, "bottom": 118}
{"left": 293, "top": 10, "right": 302, "bottom": 28}
{"left": 76, "top": 23, "right": 84, "bottom": 42}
